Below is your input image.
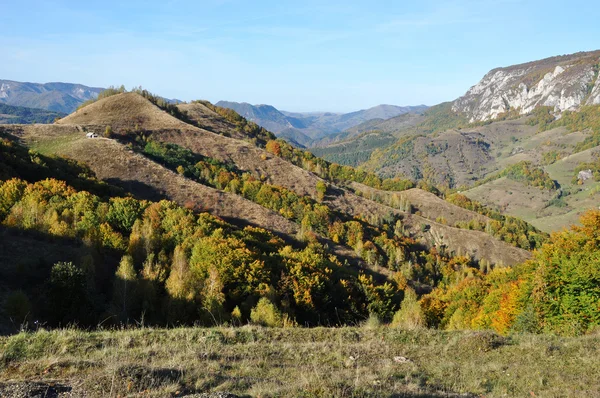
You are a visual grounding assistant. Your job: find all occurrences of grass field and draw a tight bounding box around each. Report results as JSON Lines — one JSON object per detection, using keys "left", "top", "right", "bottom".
{"left": 1, "top": 326, "right": 599, "bottom": 397}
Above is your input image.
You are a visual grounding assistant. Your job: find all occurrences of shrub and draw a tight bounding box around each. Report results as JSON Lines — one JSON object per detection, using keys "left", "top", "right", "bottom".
{"left": 391, "top": 288, "right": 425, "bottom": 329}
{"left": 250, "top": 297, "right": 283, "bottom": 327}
{"left": 231, "top": 306, "right": 243, "bottom": 326}
{"left": 3, "top": 290, "right": 31, "bottom": 325}
{"left": 362, "top": 312, "right": 382, "bottom": 329}
{"left": 104, "top": 126, "right": 113, "bottom": 138}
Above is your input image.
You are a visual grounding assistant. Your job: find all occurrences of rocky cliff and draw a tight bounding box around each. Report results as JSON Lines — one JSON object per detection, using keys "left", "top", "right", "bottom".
{"left": 453, "top": 50, "right": 600, "bottom": 122}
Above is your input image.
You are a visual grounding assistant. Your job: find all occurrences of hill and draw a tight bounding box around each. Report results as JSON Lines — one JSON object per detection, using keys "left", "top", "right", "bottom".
{"left": 0, "top": 80, "right": 103, "bottom": 113}
{"left": 216, "top": 100, "right": 427, "bottom": 146}
{"left": 0, "top": 91, "right": 549, "bottom": 337}
{"left": 3, "top": 91, "right": 533, "bottom": 270}
{"left": 91, "top": 94, "right": 532, "bottom": 263}
{"left": 0, "top": 103, "right": 65, "bottom": 124}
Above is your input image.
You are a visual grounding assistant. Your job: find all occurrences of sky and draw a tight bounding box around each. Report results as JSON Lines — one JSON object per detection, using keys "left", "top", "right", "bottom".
{"left": 1, "top": 0, "right": 599, "bottom": 112}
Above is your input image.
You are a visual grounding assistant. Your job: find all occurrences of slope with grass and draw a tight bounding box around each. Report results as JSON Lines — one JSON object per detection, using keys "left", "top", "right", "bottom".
{"left": 319, "top": 107, "right": 600, "bottom": 233}
{"left": 6, "top": 124, "right": 299, "bottom": 237}
{"left": 129, "top": 102, "right": 531, "bottom": 266}
{"left": 1, "top": 327, "right": 598, "bottom": 397}
{"left": 466, "top": 143, "right": 600, "bottom": 232}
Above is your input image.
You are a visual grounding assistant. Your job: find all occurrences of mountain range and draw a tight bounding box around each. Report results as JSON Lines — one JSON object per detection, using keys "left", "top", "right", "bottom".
{"left": 0, "top": 80, "right": 103, "bottom": 113}
{"left": 0, "top": 103, "right": 65, "bottom": 124}
{"left": 215, "top": 100, "right": 428, "bottom": 147}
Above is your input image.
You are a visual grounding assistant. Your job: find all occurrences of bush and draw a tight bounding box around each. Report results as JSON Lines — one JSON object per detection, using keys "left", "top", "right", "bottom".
{"left": 3, "top": 290, "right": 31, "bottom": 325}
{"left": 104, "top": 126, "right": 113, "bottom": 138}
{"left": 362, "top": 313, "right": 382, "bottom": 329}
{"left": 231, "top": 306, "right": 243, "bottom": 326}
{"left": 250, "top": 297, "right": 283, "bottom": 327}
{"left": 391, "top": 288, "right": 425, "bottom": 329}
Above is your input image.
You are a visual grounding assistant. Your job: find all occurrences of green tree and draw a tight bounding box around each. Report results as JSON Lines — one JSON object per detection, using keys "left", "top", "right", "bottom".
{"left": 316, "top": 181, "right": 327, "bottom": 202}
{"left": 47, "top": 262, "right": 92, "bottom": 325}
{"left": 107, "top": 197, "right": 147, "bottom": 233}
{"left": 112, "top": 255, "right": 138, "bottom": 323}
{"left": 250, "top": 297, "right": 283, "bottom": 327}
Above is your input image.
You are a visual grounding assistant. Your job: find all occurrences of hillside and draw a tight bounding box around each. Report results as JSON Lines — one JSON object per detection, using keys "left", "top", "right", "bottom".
{"left": 90, "top": 94, "right": 532, "bottom": 264}
{"left": 0, "top": 80, "right": 103, "bottom": 113}
{"left": 308, "top": 50, "right": 600, "bottom": 233}
{"left": 12, "top": 125, "right": 298, "bottom": 236}
{"left": 4, "top": 92, "right": 532, "bottom": 269}
{"left": 176, "top": 101, "right": 253, "bottom": 140}
{"left": 0, "top": 103, "right": 65, "bottom": 124}
{"left": 216, "top": 100, "right": 427, "bottom": 146}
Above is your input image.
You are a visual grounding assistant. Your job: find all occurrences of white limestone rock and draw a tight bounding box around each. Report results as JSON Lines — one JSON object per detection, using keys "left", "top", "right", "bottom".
{"left": 453, "top": 51, "right": 600, "bottom": 122}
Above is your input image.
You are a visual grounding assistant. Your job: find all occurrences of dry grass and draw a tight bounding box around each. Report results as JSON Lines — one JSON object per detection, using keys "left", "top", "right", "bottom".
{"left": 350, "top": 184, "right": 491, "bottom": 226}
{"left": 343, "top": 183, "right": 530, "bottom": 266}
{"left": 465, "top": 178, "right": 554, "bottom": 219}
{"left": 57, "top": 93, "right": 194, "bottom": 132}
{"left": 176, "top": 102, "right": 250, "bottom": 141}
{"left": 1, "top": 326, "right": 599, "bottom": 397}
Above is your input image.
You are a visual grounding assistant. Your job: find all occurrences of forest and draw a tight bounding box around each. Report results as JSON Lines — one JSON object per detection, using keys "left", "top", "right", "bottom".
{"left": 1, "top": 129, "right": 598, "bottom": 336}
{"left": 0, "top": 103, "right": 65, "bottom": 124}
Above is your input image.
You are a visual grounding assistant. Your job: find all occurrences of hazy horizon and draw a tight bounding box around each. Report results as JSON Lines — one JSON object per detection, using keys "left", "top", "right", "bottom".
{"left": 2, "top": 0, "right": 599, "bottom": 112}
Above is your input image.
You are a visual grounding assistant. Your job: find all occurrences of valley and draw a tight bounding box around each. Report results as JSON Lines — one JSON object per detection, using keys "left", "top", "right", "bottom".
{"left": 1, "top": 47, "right": 600, "bottom": 398}
{"left": 215, "top": 100, "right": 428, "bottom": 147}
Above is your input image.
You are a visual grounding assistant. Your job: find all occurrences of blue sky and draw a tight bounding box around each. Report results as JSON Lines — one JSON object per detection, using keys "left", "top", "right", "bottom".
{"left": 1, "top": 0, "right": 599, "bottom": 112}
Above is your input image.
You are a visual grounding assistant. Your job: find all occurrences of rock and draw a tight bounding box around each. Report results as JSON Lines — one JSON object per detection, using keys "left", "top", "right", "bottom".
{"left": 578, "top": 169, "right": 594, "bottom": 182}
{"left": 452, "top": 50, "right": 600, "bottom": 122}
{"left": 393, "top": 356, "right": 412, "bottom": 363}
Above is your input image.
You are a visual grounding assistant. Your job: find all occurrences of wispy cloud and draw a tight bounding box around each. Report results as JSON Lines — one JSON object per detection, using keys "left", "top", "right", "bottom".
{"left": 376, "top": 1, "right": 489, "bottom": 31}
